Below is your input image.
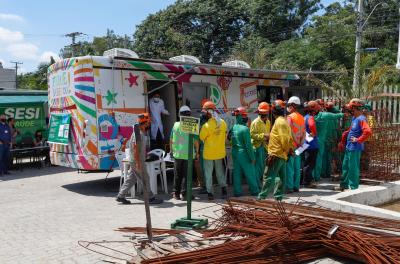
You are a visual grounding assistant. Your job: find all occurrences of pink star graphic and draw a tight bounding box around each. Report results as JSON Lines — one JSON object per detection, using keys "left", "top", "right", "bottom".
{"left": 125, "top": 73, "right": 139, "bottom": 87}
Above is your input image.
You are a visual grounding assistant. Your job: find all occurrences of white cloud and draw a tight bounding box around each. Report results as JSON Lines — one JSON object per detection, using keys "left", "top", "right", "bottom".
{"left": 0, "top": 13, "right": 24, "bottom": 22}
{"left": 6, "top": 43, "right": 39, "bottom": 60}
{"left": 0, "top": 27, "right": 24, "bottom": 43}
{"left": 39, "top": 51, "right": 60, "bottom": 63}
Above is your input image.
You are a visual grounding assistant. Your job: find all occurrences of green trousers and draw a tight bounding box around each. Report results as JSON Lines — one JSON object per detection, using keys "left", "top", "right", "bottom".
{"left": 313, "top": 140, "right": 325, "bottom": 181}
{"left": 203, "top": 159, "right": 227, "bottom": 194}
{"left": 341, "top": 150, "right": 361, "bottom": 190}
{"left": 321, "top": 142, "right": 333, "bottom": 178}
{"left": 254, "top": 146, "right": 266, "bottom": 184}
{"left": 232, "top": 150, "right": 260, "bottom": 196}
{"left": 286, "top": 154, "right": 301, "bottom": 190}
{"left": 258, "top": 157, "right": 286, "bottom": 201}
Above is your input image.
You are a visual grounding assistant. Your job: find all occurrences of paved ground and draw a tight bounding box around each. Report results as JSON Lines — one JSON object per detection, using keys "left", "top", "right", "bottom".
{"left": 0, "top": 165, "right": 356, "bottom": 263}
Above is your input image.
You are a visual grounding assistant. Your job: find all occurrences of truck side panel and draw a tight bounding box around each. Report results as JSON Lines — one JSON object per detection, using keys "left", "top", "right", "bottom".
{"left": 48, "top": 57, "right": 99, "bottom": 170}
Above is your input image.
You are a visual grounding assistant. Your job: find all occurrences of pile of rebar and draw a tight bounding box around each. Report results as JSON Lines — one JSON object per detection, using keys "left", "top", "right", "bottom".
{"left": 142, "top": 199, "right": 400, "bottom": 264}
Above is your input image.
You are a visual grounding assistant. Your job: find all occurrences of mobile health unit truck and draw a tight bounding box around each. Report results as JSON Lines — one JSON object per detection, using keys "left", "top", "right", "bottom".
{"left": 48, "top": 49, "right": 318, "bottom": 171}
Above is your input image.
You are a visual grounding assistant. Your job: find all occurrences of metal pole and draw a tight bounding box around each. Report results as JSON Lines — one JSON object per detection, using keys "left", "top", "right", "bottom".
{"left": 352, "top": 0, "right": 363, "bottom": 97}
{"left": 136, "top": 126, "right": 152, "bottom": 241}
{"left": 186, "top": 134, "right": 194, "bottom": 220}
{"left": 396, "top": 7, "right": 400, "bottom": 70}
{"left": 10, "top": 61, "right": 23, "bottom": 89}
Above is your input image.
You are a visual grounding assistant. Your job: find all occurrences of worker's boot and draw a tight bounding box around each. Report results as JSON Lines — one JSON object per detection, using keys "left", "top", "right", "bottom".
{"left": 149, "top": 197, "right": 163, "bottom": 204}
{"left": 221, "top": 187, "right": 228, "bottom": 199}
{"left": 207, "top": 192, "right": 214, "bottom": 201}
{"left": 172, "top": 192, "right": 181, "bottom": 200}
{"left": 116, "top": 197, "right": 131, "bottom": 204}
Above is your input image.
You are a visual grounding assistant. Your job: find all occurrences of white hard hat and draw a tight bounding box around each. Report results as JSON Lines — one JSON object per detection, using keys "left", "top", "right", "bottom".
{"left": 179, "top": 105, "right": 191, "bottom": 112}
{"left": 288, "top": 96, "right": 301, "bottom": 105}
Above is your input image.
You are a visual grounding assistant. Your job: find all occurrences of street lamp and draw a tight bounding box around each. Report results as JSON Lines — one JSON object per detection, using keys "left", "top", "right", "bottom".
{"left": 352, "top": 1, "right": 389, "bottom": 95}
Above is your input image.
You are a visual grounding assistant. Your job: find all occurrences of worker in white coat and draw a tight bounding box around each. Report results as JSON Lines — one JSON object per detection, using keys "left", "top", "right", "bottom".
{"left": 149, "top": 93, "right": 169, "bottom": 149}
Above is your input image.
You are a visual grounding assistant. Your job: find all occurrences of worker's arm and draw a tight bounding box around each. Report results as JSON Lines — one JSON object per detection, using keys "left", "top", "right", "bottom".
{"left": 243, "top": 128, "right": 256, "bottom": 162}
{"left": 320, "top": 112, "right": 344, "bottom": 120}
{"left": 160, "top": 101, "right": 169, "bottom": 115}
{"left": 194, "top": 137, "right": 200, "bottom": 159}
{"left": 199, "top": 123, "right": 209, "bottom": 142}
{"left": 307, "top": 116, "right": 317, "bottom": 137}
{"left": 250, "top": 121, "right": 265, "bottom": 141}
{"left": 356, "top": 119, "right": 372, "bottom": 143}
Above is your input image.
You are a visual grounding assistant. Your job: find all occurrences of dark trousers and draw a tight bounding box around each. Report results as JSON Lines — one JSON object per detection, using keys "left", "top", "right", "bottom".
{"left": 173, "top": 158, "right": 188, "bottom": 195}
{"left": 0, "top": 144, "right": 10, "bottom": 174}
{"left": 303, "top": 149, "right": 318, "bottom": 185}
{"left": 151, "top": 129, "right": 164, "bottom": 150}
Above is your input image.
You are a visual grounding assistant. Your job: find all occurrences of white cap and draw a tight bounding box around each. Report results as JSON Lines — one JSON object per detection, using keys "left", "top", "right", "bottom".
{"left": 288, "top": 96, "right": 301, "bottom": 105}
{"left": 179, "top": 105, "right": 191, "bottom": 112}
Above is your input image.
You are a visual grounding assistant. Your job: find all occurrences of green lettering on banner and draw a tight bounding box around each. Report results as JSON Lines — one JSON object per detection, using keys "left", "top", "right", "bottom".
{"left": 180, "top": 116, "right": 200, "bottom": 135}
{"left": 48, "top": 113, "right": 71, "bottom": 145}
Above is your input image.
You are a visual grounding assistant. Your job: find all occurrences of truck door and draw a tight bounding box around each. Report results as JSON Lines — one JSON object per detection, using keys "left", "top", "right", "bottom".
{"left": 182, "top": 82, "right": 210, "bottom": 117}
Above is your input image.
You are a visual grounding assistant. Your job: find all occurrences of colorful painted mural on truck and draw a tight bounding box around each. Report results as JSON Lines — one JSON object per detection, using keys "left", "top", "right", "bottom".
{"left": 48, "top": 55, "right": 298, "bottom": 171}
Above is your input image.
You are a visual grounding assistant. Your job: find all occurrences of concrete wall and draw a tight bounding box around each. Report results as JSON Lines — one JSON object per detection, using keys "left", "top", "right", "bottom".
{"left": 0, "top": 68, "right": 16, "bottom": 89}
{"left": 316, "top": 181, "right": 400, "bottom": 220}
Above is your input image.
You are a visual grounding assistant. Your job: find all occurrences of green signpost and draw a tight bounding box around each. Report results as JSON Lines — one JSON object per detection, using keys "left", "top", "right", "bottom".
{"left": 48, "top": 113, "right": 71, "bottom": 145}
{"left": 171, "top": 116, "right": 208, "bottom": 230}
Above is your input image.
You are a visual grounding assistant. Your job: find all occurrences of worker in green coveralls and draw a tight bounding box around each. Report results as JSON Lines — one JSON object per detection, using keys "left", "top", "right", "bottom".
{"left": 339, "top": 98, "right": 372, "bottom": 190}
{"left": 313, "top": 102, "right": 344, "bottom": 182}
{"left": 250, "top": 102, "right": 271, "bottom": 184}
{"left": 322, "top": 101, "right": 341, "bottom": 178}
{"left": 258, "top": 100, "right": 294, "bottom": 201}
{"left": 230, "top": 107, "right": 259, "bottom": 197}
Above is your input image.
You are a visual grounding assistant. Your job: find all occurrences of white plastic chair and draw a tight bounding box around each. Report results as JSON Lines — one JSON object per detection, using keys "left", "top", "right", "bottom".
{"left": 116, "top": 150, "right": 137, "bottom": 198}
{"left": 146, "top": 149, "right": 168, "bottom": 194}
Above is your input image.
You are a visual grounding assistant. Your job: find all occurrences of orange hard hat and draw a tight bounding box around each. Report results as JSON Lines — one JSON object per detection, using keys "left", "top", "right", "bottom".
{"left": 202, "top": 100, "right": 216, "bottom": 110}
{"left": 326, "top": 102, "right": 334, "bottom": 109}
{"left": 232, "top": 107, "right": 247, "bottom": 117}
{"left": 316, "top": 99, "right": 325, "bottom": 106}
{"left": 137, "top": 113, "right": 150, "bottom": 124}
{"left": 258, "top": 102, "right": 270, "bottom": 114}
{"left": 348, "top": 98, "right": 364, "bottom": 108}
{"left": 201, "top": 98, "right": 209, "bottom": 107}
{"left": 271, "top": 99, "right": 286, "bottom": 111}
{"left": 307, "top": 100, "right": 321, "bottom": 112}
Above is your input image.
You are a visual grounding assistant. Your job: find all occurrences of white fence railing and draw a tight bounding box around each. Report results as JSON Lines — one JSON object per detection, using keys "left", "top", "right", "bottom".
{"left": 322, "top": 85, "right": 400, "bottom": 124}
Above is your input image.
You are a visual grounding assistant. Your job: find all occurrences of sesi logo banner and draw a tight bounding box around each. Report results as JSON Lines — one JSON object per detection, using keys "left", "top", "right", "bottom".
{"left": 4, "top": 107, "right": 41, "bottom": 120}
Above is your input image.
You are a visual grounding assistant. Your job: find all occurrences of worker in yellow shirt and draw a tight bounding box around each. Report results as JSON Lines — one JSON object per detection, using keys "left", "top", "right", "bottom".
{"left": 250, "top": 102, "right": 271, "bottom": 184}
{"left": 199, "top": 100, "right": 228, "bottom": 200}
{"left": 258, "top": 100, "right": 294, "bottom": 201}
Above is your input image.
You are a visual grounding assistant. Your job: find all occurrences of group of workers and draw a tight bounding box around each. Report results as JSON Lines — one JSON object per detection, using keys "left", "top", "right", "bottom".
{"left": 116, "top": 95, "right": 372, "bottom": 204}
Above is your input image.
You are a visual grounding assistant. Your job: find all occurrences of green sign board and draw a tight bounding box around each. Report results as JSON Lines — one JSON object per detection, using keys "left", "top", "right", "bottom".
{"left": 0, "top": 102, "right": 48, "bottom": 144}
{"left": 180, "top": 116, "right": 200, "bottom": 135}
{"left": 48, "top": 113, "right": 71, "bottom": 145}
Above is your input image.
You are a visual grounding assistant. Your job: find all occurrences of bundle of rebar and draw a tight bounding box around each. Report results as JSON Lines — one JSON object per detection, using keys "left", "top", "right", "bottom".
{"left": 360, "top": 108, "right": 400, "bottom": 181}
{"left": 142, "top": 199, "right": 400, "bottom": 264}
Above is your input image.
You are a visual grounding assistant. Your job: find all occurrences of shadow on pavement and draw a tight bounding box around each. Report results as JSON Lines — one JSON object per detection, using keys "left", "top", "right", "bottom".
{"left": 0, "top": 166, "right": 75, "bottom": 182}
{"left": 62, "top": 176, "right": 120, "bottom": 197}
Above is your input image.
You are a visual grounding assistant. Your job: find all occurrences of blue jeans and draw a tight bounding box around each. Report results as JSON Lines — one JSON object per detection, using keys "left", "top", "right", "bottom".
{"left": 0, "top": 144, "right": 10, "bottom": 174}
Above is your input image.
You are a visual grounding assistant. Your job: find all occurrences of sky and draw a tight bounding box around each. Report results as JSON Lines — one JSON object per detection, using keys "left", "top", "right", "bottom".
{"left": 0, "top": 0, "right": 337, "bottom": 73}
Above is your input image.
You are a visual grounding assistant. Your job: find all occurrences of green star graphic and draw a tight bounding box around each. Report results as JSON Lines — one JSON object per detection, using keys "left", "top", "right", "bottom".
{"left": 104, "top": 90, "right": 118, "bottom": 105}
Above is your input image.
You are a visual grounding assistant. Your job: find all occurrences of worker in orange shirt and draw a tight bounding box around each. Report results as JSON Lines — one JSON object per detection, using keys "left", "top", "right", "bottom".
{"left": 285, "top": 96, "right": 305, "bottom": 193}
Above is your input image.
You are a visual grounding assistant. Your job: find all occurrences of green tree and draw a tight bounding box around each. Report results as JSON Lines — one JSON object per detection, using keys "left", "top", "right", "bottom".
{"left": 18, "top": 62, "right": 50, "bottom": 90}
{"left": 243, "top": 0, "right": 322, "bottom": 42}
{"left": 60, "top": 29, "right": 134, "bottom": 58}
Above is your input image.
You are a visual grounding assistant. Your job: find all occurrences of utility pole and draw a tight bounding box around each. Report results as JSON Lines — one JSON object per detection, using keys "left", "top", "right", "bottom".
{"left": 65, "top": 32, "right": 84, "bottom": 57}
{"left": 352, "top": 0, "right": 363, "bottom": 97}
{"left": 396, "top": 7, "right": 400, "bottom": 70}
{"left": 10, "top": 61, "right": 23, "bottom": 89}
